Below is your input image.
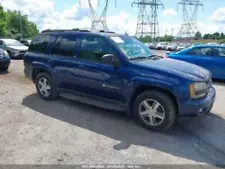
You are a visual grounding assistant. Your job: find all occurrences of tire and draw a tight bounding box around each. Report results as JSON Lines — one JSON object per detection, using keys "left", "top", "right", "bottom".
{"left": 133, "top": 90, "right": 176, "bottom": 130}
{"left": 35, "top": 72, "right": 58, "bottom": 100}
{"left": 2, "top": 65, "right": 9, "bottom": 71}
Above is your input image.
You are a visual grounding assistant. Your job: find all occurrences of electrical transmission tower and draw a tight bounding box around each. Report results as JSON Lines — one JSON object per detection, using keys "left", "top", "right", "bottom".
{"left": 80, "top": 0, "right": 116, "bottom": 31}
{"left": 132, "top": 0, "right": 164, "bottom": 38}
{"left": 178, "top": 0, "right": 203, "bottom": 38}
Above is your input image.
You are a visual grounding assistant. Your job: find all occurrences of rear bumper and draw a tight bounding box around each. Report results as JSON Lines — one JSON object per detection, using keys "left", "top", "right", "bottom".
{"left": 178, "top": 87, "right": 216, "bottom": 117}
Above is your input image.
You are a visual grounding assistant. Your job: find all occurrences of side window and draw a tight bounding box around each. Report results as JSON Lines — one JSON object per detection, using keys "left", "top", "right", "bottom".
{"left": 58, "top": 37, "right": 76, "bottom": 57}
{"left": 213, "top": 48, "right": 225, "bottom": 57}
{"left": 51, "top": 36, "right": 76, "bottom": 57}
{"left": 189, "top": 47, "right": 211, "bottom": 56}
{"left": 29, "top": 34, "right": 52, "bottom": 53}
{"left": 0, "top": 40, "right": 4, "bottom": 48}
{"left": 77, "top": 36, "right": 114, "bottom": 62}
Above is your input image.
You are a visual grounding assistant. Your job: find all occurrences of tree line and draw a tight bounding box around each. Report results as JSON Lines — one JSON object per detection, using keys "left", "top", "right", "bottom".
{"left": 0, "top": 5, "right": 39, "bottom": 40}
{"left": 138, "top": 31, "right": 225, "bottom": 44}
{"left": 194, "top": 31, "right": 225, "bottom": 44}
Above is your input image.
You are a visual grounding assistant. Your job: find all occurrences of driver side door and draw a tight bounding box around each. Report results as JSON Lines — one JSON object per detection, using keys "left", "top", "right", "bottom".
{"left": 73, "top": 35, "right": 126, "bottom": 104}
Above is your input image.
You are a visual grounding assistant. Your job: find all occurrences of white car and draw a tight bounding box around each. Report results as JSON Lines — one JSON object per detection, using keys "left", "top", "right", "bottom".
{"left": 156, "top": 42, "right": 169, "bottom": 50}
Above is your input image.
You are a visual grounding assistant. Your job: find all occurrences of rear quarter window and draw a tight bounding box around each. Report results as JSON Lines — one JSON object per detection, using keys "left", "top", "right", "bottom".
{"left": 29, "top": 34, "right": 52, "bottom": 53}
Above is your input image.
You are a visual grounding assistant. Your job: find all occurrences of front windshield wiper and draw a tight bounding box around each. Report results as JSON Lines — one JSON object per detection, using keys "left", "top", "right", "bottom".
{"left": 130, "top": 56, "right": 148, "bottom": 60}
{"left": 148, "top": 55, "right": 164, "bottom": 60}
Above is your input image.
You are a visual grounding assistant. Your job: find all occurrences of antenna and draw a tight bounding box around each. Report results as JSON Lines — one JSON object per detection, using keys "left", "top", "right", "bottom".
{"left": 178, "top": 0, "right": 203, "bottom": 38}
{"left": 132, "top": 0, "right": 164, "bottom": 39}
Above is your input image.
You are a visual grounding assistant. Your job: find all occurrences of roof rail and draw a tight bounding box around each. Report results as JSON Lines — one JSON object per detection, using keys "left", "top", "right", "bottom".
{"left": 98, "top": 30, "right": 116, "bottom": 34}
{"left": 41, "top": 28, "right": 91, "bottom": 33}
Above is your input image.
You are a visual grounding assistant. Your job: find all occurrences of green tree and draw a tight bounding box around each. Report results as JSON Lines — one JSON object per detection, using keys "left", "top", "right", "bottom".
{"left": 138, "top": 35, "right": 152, "bottom": 43}
{"left": 160, "top": 35, "right": 173, "bottom": 42}
{"left": 5, "top": 10, "right": 39, "bottom": 40}
{"left": 0, "top": 5, "right": 7, "bottom": 37}
{"left": 194, "top": 31, "right": 202, "bottom": 40}
{"left": 212, "top": 32, "right": 220, "bottom": 40}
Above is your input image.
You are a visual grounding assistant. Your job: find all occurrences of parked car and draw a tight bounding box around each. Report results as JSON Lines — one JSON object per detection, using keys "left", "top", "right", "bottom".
{"left": 156, "top": 42, "right": 169, "bottom": 50}
{"left": 149, "top": 42, "right": 158, "bottom": 50}
{"left": 167, "top": 44, "right": 225, "bottom": 80}
{"left": 166, "top": 43, "right": 178, "bottom": 51}
{"left": 0, "top": 39, "right": 28, "bottom": 59}
{"left": 24, "top": 29, "right": 215, "bottom": 130}
{"left": 20, "top": 39, "right": 32, "bottom": 46}
{"left": 176, "top": 44, "right": 187, "bottom": 51}
{"left": 0, "top": 48, "right": 10, "bottom": 71}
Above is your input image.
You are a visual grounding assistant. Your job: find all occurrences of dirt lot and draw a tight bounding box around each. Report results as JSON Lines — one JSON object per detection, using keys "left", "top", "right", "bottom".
{"left": 0, "top": 58, "right": 225, "bottom": 166}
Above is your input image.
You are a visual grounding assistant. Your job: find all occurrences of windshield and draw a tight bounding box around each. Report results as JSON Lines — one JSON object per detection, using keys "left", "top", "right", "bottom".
{"left": 3, "top": 39, "right": 24, "bottom": 46}
{"left": 110, "top": 36, "right": 152, "bottom": 60}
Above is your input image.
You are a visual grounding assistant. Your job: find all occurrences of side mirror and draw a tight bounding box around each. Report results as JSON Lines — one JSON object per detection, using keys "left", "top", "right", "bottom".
{"left": 101, "top": 54, "right": 120, "bottom": 68}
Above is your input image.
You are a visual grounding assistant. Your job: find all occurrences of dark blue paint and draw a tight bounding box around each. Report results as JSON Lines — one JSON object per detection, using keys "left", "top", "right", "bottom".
{"left": 168, "top": 44, "right": 225, "bottom": 80}
{"left": 24, "top": 32, "right": 216, "bottom": 117}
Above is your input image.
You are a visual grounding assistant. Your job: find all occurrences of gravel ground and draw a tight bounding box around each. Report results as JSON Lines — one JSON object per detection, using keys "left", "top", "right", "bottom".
{"left": 0, "top": 59, "right": 225, "bottom": 166}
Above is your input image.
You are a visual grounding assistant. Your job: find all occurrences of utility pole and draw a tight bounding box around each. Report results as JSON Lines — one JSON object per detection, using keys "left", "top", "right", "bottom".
{"left": 132, "top": 0, "right": 164, "bottom": 39}
{"left": 178, "top": 0, "right": 203, "bottom": 38}
{"left": 80, "top": 0, "right": 116, "bottom": 31}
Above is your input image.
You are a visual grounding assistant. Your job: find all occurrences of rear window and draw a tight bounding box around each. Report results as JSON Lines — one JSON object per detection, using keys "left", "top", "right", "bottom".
{"left": 29, "top": 34, "right": 52, "bottom": 53}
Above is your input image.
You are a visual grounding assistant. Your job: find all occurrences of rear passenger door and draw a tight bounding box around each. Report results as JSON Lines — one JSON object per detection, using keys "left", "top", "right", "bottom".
{"left": 209, "top": 47, "right": 225, "bottom": 79}
{"left": 73, "top": 35, "right": 125, "bottom": 104}
{"left": 48, "top": 34, "right": 80, "bottom": 91}
{"left": 185, "top": 47, "right": 215, "bottom": 73}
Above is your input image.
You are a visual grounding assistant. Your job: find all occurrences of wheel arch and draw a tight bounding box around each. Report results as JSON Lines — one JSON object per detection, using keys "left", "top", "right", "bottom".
{"left": 128, "top": 84, "right": 179, "bottom": 116}
{"left": 32, "top": 67, "right": 53, "bottom": 83}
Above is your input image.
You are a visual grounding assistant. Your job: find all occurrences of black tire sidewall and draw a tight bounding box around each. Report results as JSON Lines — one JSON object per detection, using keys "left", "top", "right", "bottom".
{"left": 35, "top": 73, "right": 57, "bottom": 100}
{"left": 134, "top": 91, "right": 176, "bottom": 130}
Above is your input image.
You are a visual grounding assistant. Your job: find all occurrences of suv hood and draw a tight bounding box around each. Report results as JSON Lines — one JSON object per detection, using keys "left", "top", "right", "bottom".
{"left": 9, "top": 46, "right": 28, "bottom": 51}
{"left": 136, "top": 58, "right": 210, "bottom": 81}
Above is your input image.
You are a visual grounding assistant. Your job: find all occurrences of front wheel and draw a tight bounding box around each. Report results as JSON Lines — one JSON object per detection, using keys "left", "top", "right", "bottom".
{"left": 133, "top": 91, "right": 177, "bottom": 130}
{"left": 2, "top": 65, "right": 9, "bottom": 71}
{"left": 35, "top": 72, "right": 58, "bottom": 100}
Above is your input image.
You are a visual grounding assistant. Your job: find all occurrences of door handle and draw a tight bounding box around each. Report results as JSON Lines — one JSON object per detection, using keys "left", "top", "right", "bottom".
{"left": 77, "top": 64, "right": 85, "bottom": 68}
{"left": 47, "top": 60, "right": 54, "bottom": 66}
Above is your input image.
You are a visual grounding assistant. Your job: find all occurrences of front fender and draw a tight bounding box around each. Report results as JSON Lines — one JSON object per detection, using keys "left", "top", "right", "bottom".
{"left": 129, "top": 76, "right": 180, "bottom": 96}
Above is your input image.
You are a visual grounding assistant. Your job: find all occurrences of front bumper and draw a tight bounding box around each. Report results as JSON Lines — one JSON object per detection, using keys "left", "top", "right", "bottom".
{"left": 178, "top": 87, "right": 216, "bottom": 117}
{"left": 11, "top": 51, "right": 26, "bottom": 59}
{"left": 0, "top": 58, "right": 10, "bottom": 68}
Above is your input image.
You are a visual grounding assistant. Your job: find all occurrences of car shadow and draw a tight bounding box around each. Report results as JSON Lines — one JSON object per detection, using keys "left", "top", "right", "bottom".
{"left": 213, "top": 79, "right": 225, "bottom": 87}
{"left": 22, "top": 94, "right": 225, "bottom": 166}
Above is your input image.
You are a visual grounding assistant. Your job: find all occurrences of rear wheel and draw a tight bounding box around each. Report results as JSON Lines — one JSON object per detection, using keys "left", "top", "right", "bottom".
{"left": 133, "top": 91, "right": 176, "bottom": 130}
{"left": 35, "top": 72, "right": 58, "bottom": 100}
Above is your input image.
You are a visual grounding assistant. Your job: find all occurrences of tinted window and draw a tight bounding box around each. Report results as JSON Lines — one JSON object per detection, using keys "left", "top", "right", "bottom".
{"left": 29, "top": 34, "right": 51, "bottom": 53}
{"left": 77, "top": 36, "right": 114, "bottom": 62}
{"left": 51, "top": 36, "right": 76, "bottom": 57}
{"left": 0, "top": 40, "right": 4, "bottom": 46}
{"left": 189, "top": 47, "right": 212, "bottom": 56}
{"left": 212, "top": 48, "right": 225, "bottom": 57}
{"left": 58, "top": 37, "right": 76, "bottom": 57}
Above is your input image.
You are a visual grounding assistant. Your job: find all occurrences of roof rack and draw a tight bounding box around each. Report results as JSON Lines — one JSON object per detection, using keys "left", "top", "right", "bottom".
{"left": 41, "top": 28, "right": 117, "bottom": 34}
{"left": 41, "top": 28, "right": 91, "bottom": 33}
{"left": 98, "top": 30, "right": 116, "bottom": 34}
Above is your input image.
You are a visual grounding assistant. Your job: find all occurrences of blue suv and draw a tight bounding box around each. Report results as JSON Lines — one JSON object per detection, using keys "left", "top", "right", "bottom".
{"left": 24, "top": 29, "right": 216, "bottom": 130}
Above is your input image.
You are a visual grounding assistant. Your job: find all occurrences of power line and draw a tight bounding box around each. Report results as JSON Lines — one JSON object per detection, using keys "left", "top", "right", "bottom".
{"left": 178, "top": 0, "right": 203, "bottom": 38}
{"left": 80, "top": 0, "right": 116, "bottom": 31}
{"left": 131, "top": 0, "right": 164, "bottom": 38}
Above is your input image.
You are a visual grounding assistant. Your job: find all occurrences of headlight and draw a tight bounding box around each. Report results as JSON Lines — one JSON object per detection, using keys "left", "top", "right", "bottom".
{"left": 189, "top": 82, "right": 208, "bottom": 99}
